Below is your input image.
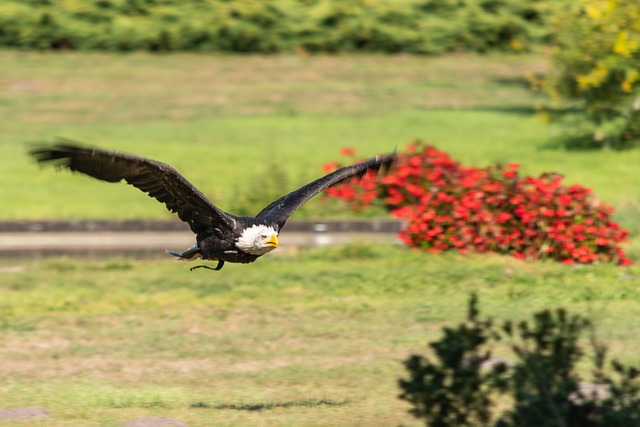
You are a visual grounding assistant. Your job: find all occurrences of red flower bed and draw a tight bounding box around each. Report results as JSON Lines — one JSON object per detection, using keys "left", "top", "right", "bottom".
{"left": 325, "top": 142, "right": 632, "bottom": 265}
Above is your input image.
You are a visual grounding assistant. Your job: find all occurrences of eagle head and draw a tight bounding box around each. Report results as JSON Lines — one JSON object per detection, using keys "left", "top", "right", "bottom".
{"left": 236, "top": 224, "right": 279, "bottom": 255}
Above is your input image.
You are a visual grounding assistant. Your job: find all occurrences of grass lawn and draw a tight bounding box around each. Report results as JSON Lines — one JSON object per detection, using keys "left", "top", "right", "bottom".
{"left": 2, "top": 51, "right": 640, "bottom": 425}
{"left": 2, "top": 244, "right": 640, "bottom": 426}
{"left": 2, "top": 50, "right": 639, "bottom": 229}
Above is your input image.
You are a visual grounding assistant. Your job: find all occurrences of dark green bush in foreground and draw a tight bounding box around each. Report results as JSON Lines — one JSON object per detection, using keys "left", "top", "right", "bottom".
{"left": 0, "top": 0, "right": 558, "bottom": 54}
{"left": 399, "top": 294, "right": 640, "bottom": 426}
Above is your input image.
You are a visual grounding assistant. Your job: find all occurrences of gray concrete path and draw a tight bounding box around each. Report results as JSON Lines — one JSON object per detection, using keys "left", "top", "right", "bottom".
{"left": 0, "top": 231, "right": 400, "bottom": 250}
{"left": 0, "top": 231, "right": 401, "bottom": 258}
{"left": 0, "top": 219, "right": 403, "bottom": 258}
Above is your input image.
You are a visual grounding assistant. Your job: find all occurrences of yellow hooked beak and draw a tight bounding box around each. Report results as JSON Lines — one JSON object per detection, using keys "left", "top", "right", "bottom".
{"left": 264, "top": 234, "right": 279, "bottom": 248}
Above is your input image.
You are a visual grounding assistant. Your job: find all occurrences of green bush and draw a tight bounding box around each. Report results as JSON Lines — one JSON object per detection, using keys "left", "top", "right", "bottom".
{"left": 399, "top": 294, "right": 507, "bottom": 427}
{"left": 0, "top": 0, "right": 559, "bottom": 54}
{"left": 400, "top": 294, "right": 640, "bottom": 426}
{"left": 535, "top": 0, "right": 640, "bottom": 150}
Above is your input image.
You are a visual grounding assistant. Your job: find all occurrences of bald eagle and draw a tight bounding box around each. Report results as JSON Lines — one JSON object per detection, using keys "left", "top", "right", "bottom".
{"left": 30, "top": 143, "right": 395, "bottom": 271}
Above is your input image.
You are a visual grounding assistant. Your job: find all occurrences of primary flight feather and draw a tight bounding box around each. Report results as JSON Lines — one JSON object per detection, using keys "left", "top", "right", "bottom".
{"left": 30, "top": 142, "right": 395, "bottom": 271}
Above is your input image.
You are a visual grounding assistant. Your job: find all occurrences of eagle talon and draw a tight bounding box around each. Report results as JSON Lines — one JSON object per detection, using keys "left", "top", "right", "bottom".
{"left": 190, "top": 260, "right": 225, "bottom": 271}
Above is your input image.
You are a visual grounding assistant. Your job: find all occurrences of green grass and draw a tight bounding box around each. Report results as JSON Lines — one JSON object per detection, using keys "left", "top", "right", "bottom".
{"left": 0, "top": 53, "right": 542, "bottom": 209}
{"left": 3, "top": 51, "right": 640, "bottom": 425}
{"left": 3, "top": 51, "right": 639, "bottom": 231}
{"left": 2, "top": 243, "right": 640, "bottom": 426}
{"left": 3, "top": 50, "right": 639, "bottom": 233}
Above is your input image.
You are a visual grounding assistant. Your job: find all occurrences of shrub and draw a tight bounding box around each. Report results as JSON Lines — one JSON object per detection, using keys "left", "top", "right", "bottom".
{"left": 324, "top": 142, "right": 632, "bottom": 265}
{"left": 226, "top": 157, "right": 290, "bottom": 217}
{"left": 399, "top": 294, "right": 508, "bottom": 427}
{"left": 0, "top": 0, "right": 557, "bottom": 54}
{"left": 399, "top": 294, "right": 640, "bottom": 427}
{"left": 535, "top": 0, "right": 640, "bottom": 150}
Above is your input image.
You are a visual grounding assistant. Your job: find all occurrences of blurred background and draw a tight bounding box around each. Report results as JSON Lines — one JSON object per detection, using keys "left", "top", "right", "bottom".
{"left": 1, "top": 2, "right": 640, "bottom": 425}
{"left": 1, "top": 0, "right": 638, "bottom": 225}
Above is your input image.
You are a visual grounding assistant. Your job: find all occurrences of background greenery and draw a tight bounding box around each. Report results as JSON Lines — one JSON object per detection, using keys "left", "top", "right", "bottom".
{"left": 536, "top": 0, "right": 640, "bottom": 149}
{"left": 3, "top": 0, "right": 638, "bottom": 148}
{"left": 3, "top": 52, "right": 639, "bottom": 236}
{"left": 0, "top": 0, "right": 556, "bottom": 54}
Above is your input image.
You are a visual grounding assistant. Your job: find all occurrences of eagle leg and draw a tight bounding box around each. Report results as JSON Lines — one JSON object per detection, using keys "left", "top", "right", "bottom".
{"left": 190, "top": 260, "right": 225, "bottom": 272}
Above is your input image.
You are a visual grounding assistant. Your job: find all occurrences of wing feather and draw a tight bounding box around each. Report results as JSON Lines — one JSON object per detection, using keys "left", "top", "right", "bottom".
{"left": 256, "top": 152, "right": 395, "bottom": 230}
{"left": 30, "top": 141, "right": 236, "bottom": 234}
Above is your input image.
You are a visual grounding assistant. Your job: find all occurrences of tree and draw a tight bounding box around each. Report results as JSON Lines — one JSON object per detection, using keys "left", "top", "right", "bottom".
{"left": 537, "top": 0, "right": 640, "bottom": 150}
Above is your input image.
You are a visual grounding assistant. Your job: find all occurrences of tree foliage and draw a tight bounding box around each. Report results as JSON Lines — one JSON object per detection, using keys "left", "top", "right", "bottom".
{"left": 536, "top": 0, "right": 640, "bottom": 149}
{"left": 0, "top": 0, "right": 557, "bottom": 54}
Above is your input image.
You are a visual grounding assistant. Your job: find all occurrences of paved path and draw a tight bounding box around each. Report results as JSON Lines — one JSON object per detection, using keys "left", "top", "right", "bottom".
{"left": 0, "top": 231, "right": 401, "bottom": 258}
{"left": 0, "top": 219, "right": 404, "bottom": 258}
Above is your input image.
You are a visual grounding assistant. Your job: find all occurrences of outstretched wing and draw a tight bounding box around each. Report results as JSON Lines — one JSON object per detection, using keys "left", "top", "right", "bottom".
{"left": 29, "top": 141, "right": 236, "bottom": 234}
{"left": 256, "top": 152, "right": 395, "bottom": 230}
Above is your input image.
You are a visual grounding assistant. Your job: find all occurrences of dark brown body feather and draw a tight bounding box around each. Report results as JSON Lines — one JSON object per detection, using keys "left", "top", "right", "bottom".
{"left": 194, "top": 217, "right": 272, "bottom": 264}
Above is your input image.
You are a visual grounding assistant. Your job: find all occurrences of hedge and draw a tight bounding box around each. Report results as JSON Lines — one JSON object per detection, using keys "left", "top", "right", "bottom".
{"left": 0, "top": 0, "right": 560, "bottom": 53}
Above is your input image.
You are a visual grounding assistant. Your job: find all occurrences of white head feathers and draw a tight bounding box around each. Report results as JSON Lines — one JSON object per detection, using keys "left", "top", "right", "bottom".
{"left": 235, "top": 224, "right": 279, "bottom": 255}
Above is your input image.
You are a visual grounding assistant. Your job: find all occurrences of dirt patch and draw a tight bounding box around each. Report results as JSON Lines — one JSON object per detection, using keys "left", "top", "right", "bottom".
{"left": 122, "top": 417, "right": 188, "bottom": 427}
{"left": 571, "top": 382, "right": 611, "bottom": 403}
{"left": 0, "top": 407, "right": 49, "bottom": 420}
{"left": 0, "top": 352, "right": 380, "bottom": 382}
{"left": 0, "top": 265, "right": 28, "bottom": 273}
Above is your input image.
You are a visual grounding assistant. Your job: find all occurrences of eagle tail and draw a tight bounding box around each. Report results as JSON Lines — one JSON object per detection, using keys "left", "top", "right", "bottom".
{"left": 165, "top": 244, "right": 202, "bottom": 260}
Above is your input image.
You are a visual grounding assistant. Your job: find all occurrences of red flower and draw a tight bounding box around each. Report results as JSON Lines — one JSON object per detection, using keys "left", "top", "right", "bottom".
{"left": 324, "top": 141, "right": 632, "bottom": 266}
{"left": 323, "top": 161, "right": 339, "bottom": 173}
{"left": 340, "top": 147, "right": 356, "bottom": 157}
{"left": 496, "top": 212, "right": 512, "bottom": 223}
